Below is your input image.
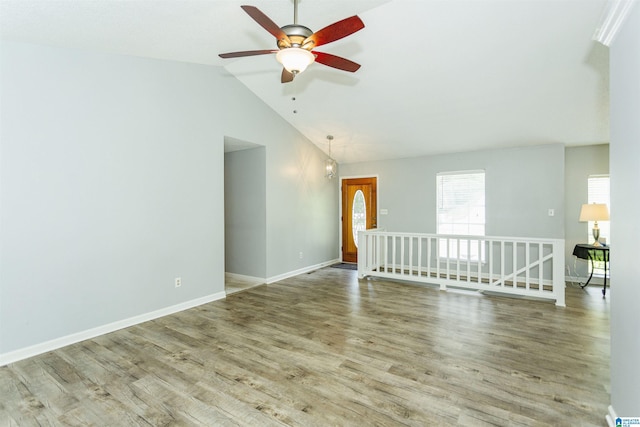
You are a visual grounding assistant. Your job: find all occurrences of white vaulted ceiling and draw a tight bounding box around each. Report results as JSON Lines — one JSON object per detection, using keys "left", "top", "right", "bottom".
{"left": 0, "top": 0, "right": 610, "bottom": 164}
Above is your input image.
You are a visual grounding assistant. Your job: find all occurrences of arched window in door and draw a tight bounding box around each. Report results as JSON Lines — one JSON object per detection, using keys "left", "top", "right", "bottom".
{"left": 352, "top": 190, "right": 366, "bottom": 247}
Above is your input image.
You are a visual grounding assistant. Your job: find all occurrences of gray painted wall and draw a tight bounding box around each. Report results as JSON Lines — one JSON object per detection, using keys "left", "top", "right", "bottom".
{"left": 224, "top": 146, "right": 266, "bottom": 278}
{"left": 340, "top": 144, "right": 565, "bottom": 239}
{"left": 609, "top": 2, "right": 640, "bottom": 416}
{"left": 564, "top": 144, "right": 609, "bottom": 279}
{"left": 0, "top": 41, "right": 338, "bottom": 356}
{"left": 265, "top": 141, "right": 340, "bottom": 278}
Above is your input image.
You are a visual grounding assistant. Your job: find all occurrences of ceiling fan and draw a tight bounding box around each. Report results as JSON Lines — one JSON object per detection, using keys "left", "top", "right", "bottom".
{"left": 219, "top": 1, "right": 365, "bottom": 83}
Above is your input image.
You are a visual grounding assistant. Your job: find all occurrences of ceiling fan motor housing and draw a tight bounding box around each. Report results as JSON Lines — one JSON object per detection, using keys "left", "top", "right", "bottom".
{"left": 278, "top": 24, "right": 314, "bottom": 49}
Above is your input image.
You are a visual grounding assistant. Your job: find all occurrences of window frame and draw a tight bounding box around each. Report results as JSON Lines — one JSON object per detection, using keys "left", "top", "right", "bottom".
{"left": 587, "top": 174, "right": 610, "bottom": 274}
{"left": 587, "top": 174, "right": 610, "bottom": 245}
{"left": 436, "top": 170, "right": 486, "bottom": 262}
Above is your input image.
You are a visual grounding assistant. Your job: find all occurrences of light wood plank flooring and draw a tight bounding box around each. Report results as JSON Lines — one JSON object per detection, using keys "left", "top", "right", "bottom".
{"left": 225, "top": 274, "right": 264, "bottom": 295}
{"left": 1, "top": 268, "right": 610, "bottom": 426}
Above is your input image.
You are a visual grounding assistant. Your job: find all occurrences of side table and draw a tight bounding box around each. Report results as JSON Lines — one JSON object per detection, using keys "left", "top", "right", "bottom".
{"left": 572, "top": 244, "right": 610, "bottom": 296}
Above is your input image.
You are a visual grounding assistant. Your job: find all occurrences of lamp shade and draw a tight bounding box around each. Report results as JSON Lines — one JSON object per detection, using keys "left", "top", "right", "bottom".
{"left": 579, "top": 203, "right": 610, "bottom": 222}
{"left": 276, "top": 48, "right": 315, "bottom": 74}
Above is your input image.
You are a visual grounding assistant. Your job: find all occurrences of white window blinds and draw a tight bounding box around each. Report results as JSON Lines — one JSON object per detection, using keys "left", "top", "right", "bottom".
{"left": 437, "top": 171, "right": 485, "bottom": 236}
{"left": 587, "top": 175, "right": 610, "bottom": 244}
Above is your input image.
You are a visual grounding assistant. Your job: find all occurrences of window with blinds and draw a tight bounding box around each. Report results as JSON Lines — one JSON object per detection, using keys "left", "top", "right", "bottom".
{"left": 587, "top": 175, "right": 610, "bottom": 274}
{"left": 436, "top": 171, "right": 485, "bottom": 261}
{"left": 588, "top": 175, "right": 610, "bottom": 244}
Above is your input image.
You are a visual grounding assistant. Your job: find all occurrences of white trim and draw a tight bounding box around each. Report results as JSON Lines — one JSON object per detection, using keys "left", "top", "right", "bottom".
{"left": 266, "top": 258, "right": 339, "bottom": 284}
{"left": 593, "top": 0, "right": 638, "bottom": 46}
{"left": 605, "top": 405, "right": 618, "bottom": 427}
{"left": 569, "top": 275, "right": 610, "bottom": 284}
{"left": 359, "top": 231, "right": 566, "bottom": 306}
{"left": 436, "top": 169, "right": 486, "bottom": 176}
{"left": 565, "top": 274, "right": 609, "bottom": 287}
{"left": 0, "top": 291, "right": 226, "bottom": 367}
{"left": 2, "top": 260, "right": 344, "bottom": 366}
{"left": 224, "top": 272, "right": 265, "bottom": 284}
{"left": 436, "top": 171, "right": 486, "bottom": 239}
{"left": 339, "top": 173, "right": 380, "bottom": 180}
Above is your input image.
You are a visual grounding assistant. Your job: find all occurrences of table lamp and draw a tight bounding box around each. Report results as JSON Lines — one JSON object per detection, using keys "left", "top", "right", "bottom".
{"left": 579, "top": 203, "right": 609, "bottom": 246}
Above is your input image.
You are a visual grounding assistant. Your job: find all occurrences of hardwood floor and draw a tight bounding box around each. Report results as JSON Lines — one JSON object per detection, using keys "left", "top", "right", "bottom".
{"left": 225, "top": 274, "right": 264, "bottom": 295}
{"left": 1, "top": 268, "right": 610, "bottom": 426}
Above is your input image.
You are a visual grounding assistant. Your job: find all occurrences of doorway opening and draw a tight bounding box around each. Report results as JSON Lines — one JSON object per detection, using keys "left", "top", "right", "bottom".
{"left": 224, "top": 137, "right": 266, "bottom": 294}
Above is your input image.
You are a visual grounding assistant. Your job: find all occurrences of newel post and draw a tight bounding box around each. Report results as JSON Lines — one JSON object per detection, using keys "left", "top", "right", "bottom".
{"left": 358, "top": 230, "right": 366, "bottom": 278}
{"left": 553, "top": 239, "right": 566, "bottom": 307}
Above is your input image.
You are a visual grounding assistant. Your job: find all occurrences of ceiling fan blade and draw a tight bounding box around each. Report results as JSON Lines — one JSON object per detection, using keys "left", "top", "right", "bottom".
{"left": 240, "top": 5, "right": 290, "bottom": 44}
{"left": 281, "top": 68, "right": 295, "bottom": 83}
{"left": 304, "top": 15, "right": 364, "bottom": 48}
{"left": 219, "top": 49, "right": 277, "bottom": 59}
{"left": 313, "top": 51, "right": 361, "bottom": 72}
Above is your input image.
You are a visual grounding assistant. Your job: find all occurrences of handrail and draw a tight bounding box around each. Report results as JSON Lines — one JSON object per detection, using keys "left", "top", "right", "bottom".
{"left": 358, "top": 230, "right": 565, "bottom": 306}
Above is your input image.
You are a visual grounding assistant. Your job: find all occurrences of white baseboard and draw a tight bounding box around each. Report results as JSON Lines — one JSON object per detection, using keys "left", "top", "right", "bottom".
{"left": 225, "top": 272, "right": 265, "bottom": 284}
{"left": 565, "top": 275, "right": 608, "bottom": 286}
{"left": 266, "top": 258, "right": 340, "bottom": 284}
{"left": 565, "top": 275, "right": 588, "bottom": 284}
{"left": 1, "top": 259, "right": 342, "bottom": 367}
{"left": 606, "top": 405, "right": 617, "bottom": 427}
{"left": 0, "top": 291, "right": 226, "bottom": 367}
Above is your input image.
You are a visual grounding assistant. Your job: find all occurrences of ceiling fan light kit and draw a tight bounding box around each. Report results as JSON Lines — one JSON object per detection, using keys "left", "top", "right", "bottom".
{"left": 276, "top": 48, "right": 315, "bottom": 74}
{"left": 219, "top": 1, "right": 364, "bottom": 83}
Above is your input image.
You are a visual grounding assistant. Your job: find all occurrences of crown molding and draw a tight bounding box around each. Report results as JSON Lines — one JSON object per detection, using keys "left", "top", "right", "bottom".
{"left": 593, "top": 0, "right": 638, "bottom": 46}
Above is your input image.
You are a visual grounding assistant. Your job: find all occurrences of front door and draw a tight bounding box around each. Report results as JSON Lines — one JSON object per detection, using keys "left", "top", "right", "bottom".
{"left": 342, "top": 177, "right": 377, "bottom": 263}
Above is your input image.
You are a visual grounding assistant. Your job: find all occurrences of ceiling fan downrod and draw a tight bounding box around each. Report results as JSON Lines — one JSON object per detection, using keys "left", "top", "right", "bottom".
{"left": 278, "top": 0, "right": 313, "bottom": 50}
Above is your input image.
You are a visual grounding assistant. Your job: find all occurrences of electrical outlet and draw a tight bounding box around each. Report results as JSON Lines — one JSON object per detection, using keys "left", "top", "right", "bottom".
{"left": 299, "top": 252, "right": 303, "bottom": 259}
{"left": 175, "top": 277, "right": 182, "bottom": 288}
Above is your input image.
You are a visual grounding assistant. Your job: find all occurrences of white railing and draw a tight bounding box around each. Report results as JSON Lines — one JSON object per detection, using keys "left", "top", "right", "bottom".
{"left": 358, "top": 230, "right": 565, "bottom": 306}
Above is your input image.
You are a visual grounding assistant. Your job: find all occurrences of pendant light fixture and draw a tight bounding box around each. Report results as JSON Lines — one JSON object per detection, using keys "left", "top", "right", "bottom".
{"left": 325, "top": 135, "right": 337, "bottom": 179}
